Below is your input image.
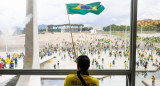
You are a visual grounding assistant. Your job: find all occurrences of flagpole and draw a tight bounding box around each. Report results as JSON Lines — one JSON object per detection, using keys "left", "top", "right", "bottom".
{"left": 66, "top": 5, "right": 77, "bottom": 59}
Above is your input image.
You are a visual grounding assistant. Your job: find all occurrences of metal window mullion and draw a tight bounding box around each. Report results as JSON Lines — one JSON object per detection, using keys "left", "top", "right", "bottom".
{"left": 130, "top": 0, "right": 138, "bottom": 86}
{"left": 0, "top": 70, "right": 130, "bottom": 75}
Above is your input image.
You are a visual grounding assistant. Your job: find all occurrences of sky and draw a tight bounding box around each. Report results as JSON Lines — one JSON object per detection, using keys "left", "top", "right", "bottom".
{"left": 0, "top": 0, "right": 160, "bottom": 30}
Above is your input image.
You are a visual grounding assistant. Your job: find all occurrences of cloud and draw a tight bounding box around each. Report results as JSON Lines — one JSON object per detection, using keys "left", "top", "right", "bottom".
{"left": 0, "top": 0, "right": 26, "bottom": 29}
{"left": 37, "top": 0, "right": 131, "bottom": 27}
{"left": 112, "top": 18, "right": 118, "bottom": 22}
{"left": 0, "top": 0, "right": 160, "bottom": 30}
{"left": 137, "top": 0, "right": 160, "bottom": 20}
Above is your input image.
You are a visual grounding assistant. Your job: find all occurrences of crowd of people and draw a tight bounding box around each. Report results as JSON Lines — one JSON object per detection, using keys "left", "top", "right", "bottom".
{"left": 38, "top": 35, "right": 160, "bottom": 70}
{"left": 136, "top": 41, "right": 160, "bottom": 70}
{"left": 38, "top": 37, "right": 132, "bottom": 69}
{"left": 1, "top": 35, "right": 160, "bottom": 70}
{"left": 0, "top": 52, "right": 24, "bottom": 69}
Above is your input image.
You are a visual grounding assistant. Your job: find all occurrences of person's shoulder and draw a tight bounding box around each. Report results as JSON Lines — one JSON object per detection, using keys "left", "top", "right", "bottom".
{"left": 65, "top": 74, "right": 78, "bottom": 82}
{"left": 66, "top": 74, "right": 77, "bottom": 79}
{"left": 64, "top": 74, "right": 77, "bottom": 86}
{"left": 90, "top": 76, "right": 99, "bottom": 82}
{"left": 87, "top": 76, "right": 99, "bottom": 85}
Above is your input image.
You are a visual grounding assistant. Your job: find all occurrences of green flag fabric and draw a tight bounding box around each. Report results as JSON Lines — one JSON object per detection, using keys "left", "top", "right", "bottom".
{"left": 66, "top": 2, "right": 105, "bottom": 15}
{"left": 105, "top": 39, "right": 110, "bottom": 43}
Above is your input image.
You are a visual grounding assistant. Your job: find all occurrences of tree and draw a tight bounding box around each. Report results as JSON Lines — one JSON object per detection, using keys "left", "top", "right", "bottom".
{"left": 103, "top": 26, "right": 110, "bottom": 31}
{"left": 103, "top": 24, "right": 130, "bottom": 31}
{"left": 137, "top": 24, "right": 141, "bottom": 31}
{"left": 151, "top": 23, "right": 157, "bottom": 31}
{"left": 82, "top": 27, "right": 93, "bottom": 31}
{"left": 156, "top": 24, "right": 160, "bottom": 32}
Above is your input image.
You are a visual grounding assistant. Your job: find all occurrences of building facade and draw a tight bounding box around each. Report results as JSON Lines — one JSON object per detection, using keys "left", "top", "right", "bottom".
{"left": 137, "top": 19, "right": 160, "bottom": 26}
{"left": 47, "top": 24, "right": 84, "bottom": 32}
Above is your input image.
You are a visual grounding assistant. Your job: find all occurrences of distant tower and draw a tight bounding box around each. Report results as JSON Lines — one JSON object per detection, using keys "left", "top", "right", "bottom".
{"left": 46, "top": 25, "right": 48, "bottom": 34}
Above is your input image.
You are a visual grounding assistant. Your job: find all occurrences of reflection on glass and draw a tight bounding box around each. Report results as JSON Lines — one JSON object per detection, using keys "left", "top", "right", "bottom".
{"left": 136, "top": 0, "right": 160, "bottom": 86}
{"left": 42, "top": 75, "right": 126, "bottom": 86}
{"left": 0, "top": 75, "right": 126, "bottom": 86}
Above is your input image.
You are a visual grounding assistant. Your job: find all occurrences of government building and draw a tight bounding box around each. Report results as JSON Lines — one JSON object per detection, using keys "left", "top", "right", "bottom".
{"left": 137, "top": 19, "right": 160, "bottom": 26}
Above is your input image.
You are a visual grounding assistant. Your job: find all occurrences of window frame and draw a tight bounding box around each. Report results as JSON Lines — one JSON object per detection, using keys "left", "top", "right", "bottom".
{"left": 0, "top": 0, "right": 137, "bottom": 86}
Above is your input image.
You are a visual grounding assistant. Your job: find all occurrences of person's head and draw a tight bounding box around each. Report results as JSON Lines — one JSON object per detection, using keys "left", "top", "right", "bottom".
{"left": 77, "top": 55, "right": 90, "bottom": 72}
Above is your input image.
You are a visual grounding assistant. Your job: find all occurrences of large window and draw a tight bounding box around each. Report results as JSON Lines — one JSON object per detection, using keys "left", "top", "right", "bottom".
{"left": 0, "top": 0, "right": 26, "bottom": 70}
{"left": 37, "top": 0, "right": 131, "bottom": 70}
{"left": 0, "top": 0, "right": 138, "bottom": 86}
{"left": 136, "top": 0, "right": 160, "bottom": 85}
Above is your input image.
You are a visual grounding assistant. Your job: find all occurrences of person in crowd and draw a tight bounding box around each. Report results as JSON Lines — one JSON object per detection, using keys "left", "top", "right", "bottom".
{"left": 10, "top": 59, "right": 14, "bottom": 69}
{"left": 0, "top": 61, "right": 3, "bottom": 69}
{"left": 64, "top": 55, "right": 99, "bottom": 86}
{"left": 14, "top": 57, "right": 18, "bottom": 67}
{"left": 110, "top": 63, "right": 112, "bottom": 69}
{"left": 152, "top": 76, "right": 155, "bottom": 86}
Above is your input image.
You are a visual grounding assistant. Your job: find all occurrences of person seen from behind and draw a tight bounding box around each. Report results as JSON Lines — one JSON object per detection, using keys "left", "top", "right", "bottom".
{"left": 64, "top": 55, "right": 99, "bottom": 86}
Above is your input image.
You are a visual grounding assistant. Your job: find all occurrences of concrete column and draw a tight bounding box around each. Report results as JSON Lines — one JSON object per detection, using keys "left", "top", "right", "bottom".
{"left": 16, "top": 0, "right": 41, "bottom": 86}
{"left": 24, "top": 0, "right": 39, "bottom": 69}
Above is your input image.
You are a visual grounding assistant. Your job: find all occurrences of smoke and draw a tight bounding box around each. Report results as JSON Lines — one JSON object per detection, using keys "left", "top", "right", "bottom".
{"left": 0, "top": 13, "right": 32, "bottom": 36}
{"left": 23, "top": 14, "right": 32, "bottom": 25}
{"left": 0, "top": 27, "right": 15, "bottom": 36}
{"left": 0, "top": 14, "right": 33, "bottom": 52}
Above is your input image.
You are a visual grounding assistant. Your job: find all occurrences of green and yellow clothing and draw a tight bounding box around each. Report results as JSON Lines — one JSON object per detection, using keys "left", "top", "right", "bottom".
{"left": 125, "top": 62, "right": 128, "bottom": 67}
{"left": 64, "top": 74, "right": 99, "bottom": 86}
{"left": 152, "top": 77, "right": 155, "bottom": 81}
{"left": 6, "top": 57, "right": 10, "bottom": 64}
{"left": 110, "top": 63, "right": 112, "bottom": 68}
{"left": 0, "top": 57, "right": 2, "bottom": 61}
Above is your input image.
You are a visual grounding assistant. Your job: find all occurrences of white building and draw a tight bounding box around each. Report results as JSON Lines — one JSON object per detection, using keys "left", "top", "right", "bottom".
{"left": 91, "top": 27, "right": 103, "bottom": 34}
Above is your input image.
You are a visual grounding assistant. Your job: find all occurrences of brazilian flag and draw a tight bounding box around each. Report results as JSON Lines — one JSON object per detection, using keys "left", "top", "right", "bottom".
{"left": 105, "top": 39, "right": 110, "bottom": 43}
{"left": 66, "top": 2, "right": 105, "bottom": 15}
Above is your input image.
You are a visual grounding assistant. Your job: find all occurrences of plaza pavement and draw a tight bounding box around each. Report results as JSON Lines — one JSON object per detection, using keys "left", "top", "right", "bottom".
{"left": 142, "top": 80, "right": 160, "bottom": 86}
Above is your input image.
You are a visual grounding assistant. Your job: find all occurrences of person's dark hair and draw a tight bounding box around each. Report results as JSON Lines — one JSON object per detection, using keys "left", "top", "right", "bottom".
{"left": 77, "top": 55, "right": 90, "bottom": 72}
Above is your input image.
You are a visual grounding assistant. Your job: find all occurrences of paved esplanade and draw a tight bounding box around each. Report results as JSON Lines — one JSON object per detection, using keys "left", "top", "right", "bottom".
{"left": 40, "top": 34, "right": 160, "bottom": 71}
{"left": 1, "top": 32, "right": 160, "bottom": 85}
{"left": 40, "top": 50, "right": 159, "bottom": 71}
{"left": 142, "top": 80, "right": 160, "bottom": 86}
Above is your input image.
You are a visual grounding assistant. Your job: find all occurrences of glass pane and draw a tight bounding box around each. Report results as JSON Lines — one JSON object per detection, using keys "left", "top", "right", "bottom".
{"left": 0, "top": 75, "right": 19, "bottom": 86}
{"left": 42, "top": 75, "right": 126, "bottom": 86}
{"left": 136, "top": 0, "right": 160, "bottom": 85}
{"left": 0, "top": 75, "right": 126, "bottom": 86}
{"left": 0, "top": 0, "right": 26, "bottom": 69}
{"left": 38, "top": 0, "right": 131, "bottom": 70}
